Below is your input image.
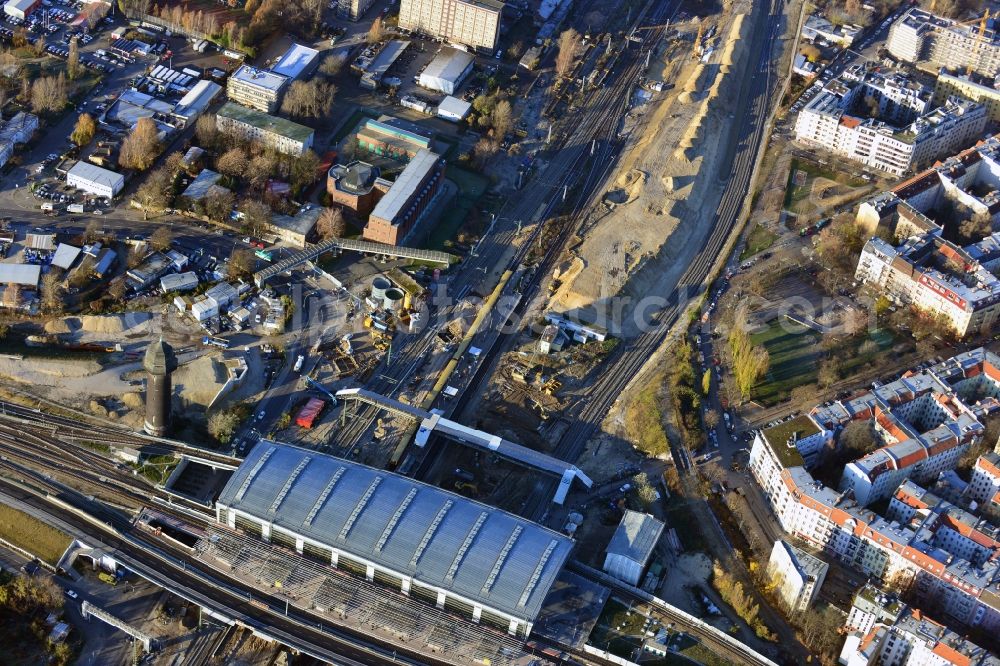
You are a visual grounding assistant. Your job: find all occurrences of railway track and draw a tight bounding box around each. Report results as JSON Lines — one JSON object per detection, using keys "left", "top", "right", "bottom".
{"left": 516, "top": 0, "right": 785, "bottom": 522}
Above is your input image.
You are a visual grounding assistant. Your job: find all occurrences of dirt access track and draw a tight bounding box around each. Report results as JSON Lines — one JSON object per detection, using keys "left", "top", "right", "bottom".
{"left": 549, "top": 0, "right": 777, "bottom": 338}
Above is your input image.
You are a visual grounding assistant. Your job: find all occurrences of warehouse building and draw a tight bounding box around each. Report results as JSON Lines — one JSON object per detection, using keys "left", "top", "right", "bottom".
{"left": 216, "top": 102, "right": 314, "bottom": 156}
{"left": 437, "top": 95, "right": 471, "bottom": 122}
{"left": 226, "top": 65, "right": 288, "bottom": 113}
{"left": 364, "top": 149, "right": 444, "bottom": 245}
{"left": 66, "top": 161, "right": 125, "bottom": 198}
{"left": 0, "top": 112, "right": 36, "bottom": 169}
{"left": 3, "top": 0, "right": 37, "bottom": 20}
{"left": 271, "top": 43, "right": 319, "bottom": 80}
{"left": 602, "top": 510, "right": 665, "bottom": 586}
{"left": 160, "top": 272, "right": 199, "bottom": 293}
{"left": 418, "top": 48, "right": 475, "bottom": 95}
{"left": 216, "top": 440, "right": 574, "bottom": 637}
{"left": 172, "top": 80, "right": 222, "bottom": 126}
{"left": 399, "top": 0, "right": 502, "bottom": 53}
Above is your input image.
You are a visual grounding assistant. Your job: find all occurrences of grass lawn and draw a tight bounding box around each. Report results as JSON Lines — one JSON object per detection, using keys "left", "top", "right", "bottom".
{"left": 331, "top": 108, "right": 377, "bottom": 145}
{"left": 740, "top": 222, "right": 778, "bottom": 260}
{"left": 425, "top": 166, "right": 491, "bottom": 251}
{"left": 750, "top": 318, "right": 821, "bottom": 406}
{"left": 783, "top": 157, "right": 868, "bottom": 211}
{"left": 0, "top": 503, "right": 71, "bottom": 565}
{"left": 625, "top": 370, "right": 669, "bottom": 457}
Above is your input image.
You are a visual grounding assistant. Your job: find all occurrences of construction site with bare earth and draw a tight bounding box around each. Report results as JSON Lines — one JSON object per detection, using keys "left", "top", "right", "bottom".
{"left": 548, "top": 0, "right": 792, "bottom": 339}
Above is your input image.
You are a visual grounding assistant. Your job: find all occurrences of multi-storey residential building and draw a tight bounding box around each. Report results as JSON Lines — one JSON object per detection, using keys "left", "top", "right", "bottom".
{"left": 336, "top": 0, "right": 376, "bottom": 20}
{"left": 215, "top": 102, "right": 314, "bottom": 156}
{"left": 749, "top": 350, "right": 1000, "bottom": 633}
{"left": 855, "top": 229, "right": 1000, "bottom": 337}
{"left": 794, "top": 65, "right": 986, "bottom": 175}
{"left": 363, "top": 149, "right": 444, "bottom": 245}
{"left": 934, "top": 69, "right": 1000, "bottom": 122}
{"left": 767, "top": 540, "right": 828, "bottom": 612}
{"left": 856, "top": 136, "right": 1000, "bottom": 235}
{"left": 226, "top": 65, "right": 288, "bottom": 113}
{"left": 398, "top": 0, "right": 503, "bottom": 53}
{"left": 969, "top": 452, "right": 1000, "bottom": 517}
{"left": 840, "top": 591, "right": 1000, "bottom": 666}
{"left": 887, "top": 8, "right": 1000, "bottom": 80}
{"left": 852, "top": 135, "right": 1000, "bottom": 336}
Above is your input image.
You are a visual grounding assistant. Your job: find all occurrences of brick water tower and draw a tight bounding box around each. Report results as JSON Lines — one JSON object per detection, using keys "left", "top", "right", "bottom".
{"left": 143, "top": 337, "right": 176, "bottom": 437}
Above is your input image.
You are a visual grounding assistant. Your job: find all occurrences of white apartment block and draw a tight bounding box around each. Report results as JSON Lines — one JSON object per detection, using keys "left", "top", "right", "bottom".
{"left": 794, "top": 65, "right": 986, "bottom": 175}
{"left": 855, "top": 230, "right": 1000, "bottom": 337}
{"left": 853, "top": 135, "right": 1000, "bottom": 336}
{"left": 398, "top": 0, "right": 503, "bottom": 53}
{"left": 215, "top": 102, "right": 314, "bottom": 157}
{"left": 840, "top": 592, "right": 1000, "bottom": 666}
{"left": 767, "top": 539, "right": 828, "bottom": 612}
{"left": 226, "top": 65, "right": 288, "bottom": 114}
{"left": 336, "top": 0, "right": 375, "bottom": 21}
{"left": 969, "top": 452, "right": 1000, "bottom": 513}
{"left": 748, "top": 350, "right": 1000, "bottom": 634}
{"left": 887, "top": 8, "right": 1000, "bottom": 80}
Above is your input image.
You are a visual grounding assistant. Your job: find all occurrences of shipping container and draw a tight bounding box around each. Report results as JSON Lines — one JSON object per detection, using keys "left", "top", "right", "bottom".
{"left": 295, "top": 397, "right": 325, "bottom": 429}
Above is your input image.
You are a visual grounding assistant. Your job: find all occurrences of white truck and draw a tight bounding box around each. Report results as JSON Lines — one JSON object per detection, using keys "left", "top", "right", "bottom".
{"left": 67, "top": 203, "right": 84, "bottom": 213}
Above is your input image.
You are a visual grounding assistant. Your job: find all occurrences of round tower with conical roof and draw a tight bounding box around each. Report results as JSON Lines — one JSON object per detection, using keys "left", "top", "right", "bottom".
{"left": 143, "top": 337, "right": 176, "bottom": 437}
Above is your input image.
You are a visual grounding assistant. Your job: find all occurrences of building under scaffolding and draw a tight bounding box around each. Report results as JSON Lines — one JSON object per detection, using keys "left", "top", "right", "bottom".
{"left": 214, "top": 440, "right": 574, "bottom": 638}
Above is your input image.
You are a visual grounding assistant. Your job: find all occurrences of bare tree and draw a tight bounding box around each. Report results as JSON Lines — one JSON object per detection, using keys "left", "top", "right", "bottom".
{"left": 134, "top": 165, "right": 173, "bottom": 217}
{"left": 194, "top": 114, "right": 219, "bottom": 149}
{"left": 149, "top": 225, "right": 173, "bottom": 252}
{"left": 280, "top": 79, "right": 334, "bottom": 119}
{"left": 119, "top": 117, "right": 161, "bottom": 171}
{"left": 555, "top": 28, "right": 581, "bottom": 78}
{"left": 472, "top": 137, "right": 499, "bottom": 171}
{"left": 491, "top": 99, "right": 513, "bottom": 139}
{"left": 239, "top": 199, "right": 272, "bottom": 236}
{"left": 3, "top": 283, "right": 20, "bottom": 309}
{"left": 216, "top": 147, "right": 248, "bottom": 180}
{"left": 319, "top": 53, "right": 346, "bottom": 79}
{"left": 246, "top": 153, "right": 276, "bottom": 192}
{"left": 40, "top": 271, "right": 64, "bottom": 313}
{"left": 30, "top": 74, "right": 67, "bottom": 114}
{"left": 316, "top": 207, "right": 346, "bottom": 240}
{"left": 203, "top": 187, "right": 235, "bottom": 222}
{"left": 228, "top": 248, "right": 255, "bottom": 279}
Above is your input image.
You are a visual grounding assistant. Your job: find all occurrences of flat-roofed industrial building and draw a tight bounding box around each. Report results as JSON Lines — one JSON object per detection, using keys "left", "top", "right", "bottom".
{"left": 215, "top": 440, "right": 573, "bottom": 637}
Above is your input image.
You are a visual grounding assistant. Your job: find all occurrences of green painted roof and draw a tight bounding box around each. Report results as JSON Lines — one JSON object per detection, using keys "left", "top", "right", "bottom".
{"left": 217, "top": 102, "right": 314, "bottom": 143}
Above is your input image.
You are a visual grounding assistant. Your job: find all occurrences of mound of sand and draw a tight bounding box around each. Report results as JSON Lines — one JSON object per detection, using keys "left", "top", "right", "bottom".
{"left": 79, "top": 314, "right": 152, "bottom": 335}
{"left": 605, "top": 169, "right": 646, "bottom": 204}
{"left": 43, "top": 318, "right": 77, "bottom": 334}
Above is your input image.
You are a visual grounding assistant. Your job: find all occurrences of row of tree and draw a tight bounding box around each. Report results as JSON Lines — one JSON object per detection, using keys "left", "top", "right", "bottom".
{"left": 711, "top": 560, "right": 776, "bottom": 640}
